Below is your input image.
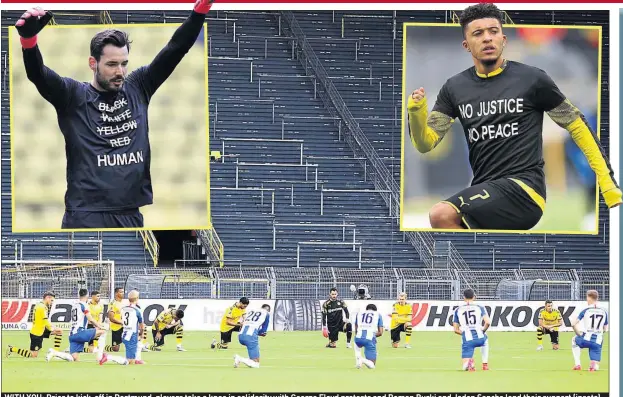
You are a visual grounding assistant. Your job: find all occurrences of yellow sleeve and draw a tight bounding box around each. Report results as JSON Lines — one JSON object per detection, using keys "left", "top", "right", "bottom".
{"left": 547, "top": 100, "right": 622, "bottom": 208}
{"left": 156, "top": 309, "right": 169, "bottom": 323}
{"left": 538, "top": 309, "right": 544, "bottom": 320}
{"left": 407, "top": 96, "right": 453, "bottom": 153}
{"left": 225, "top": 306, "right": 235, "bottom": 319}
{"left": 37, "top": 306, "right": 52, "bottom": 331}
{"left": 391, "top": 304, "right": 398, "bottom": 321}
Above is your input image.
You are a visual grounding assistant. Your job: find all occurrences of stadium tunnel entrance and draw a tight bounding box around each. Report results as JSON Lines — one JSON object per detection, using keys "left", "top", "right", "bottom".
{"left": 153, "top": 230, "right": 194, "bottom": 265}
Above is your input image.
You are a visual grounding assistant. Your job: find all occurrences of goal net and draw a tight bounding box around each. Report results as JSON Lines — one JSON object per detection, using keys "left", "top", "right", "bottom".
{"left": 495, "top": 279, "right": 536, "bottom": 300}
{"left": 495, "top": 279, "right": 577, "bottom": 301}
{"left": 1, "top": 260, "right": 115, "bottom": 299}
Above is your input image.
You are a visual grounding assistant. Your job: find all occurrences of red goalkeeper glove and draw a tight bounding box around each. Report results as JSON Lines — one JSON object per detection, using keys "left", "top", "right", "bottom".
{"left": 322, "top": 327, "right": 329, "bottom": 338}
{"left": 194, "top": 0, "right": 214, "bottom": 14}
{"left": 15, "top": 7, "right": 53, "bottom": 49}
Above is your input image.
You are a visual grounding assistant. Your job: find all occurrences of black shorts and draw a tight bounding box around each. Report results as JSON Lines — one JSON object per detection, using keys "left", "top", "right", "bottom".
{"left": 390, "top": 324, "right": 408, "bottom": 343}
{"left": 540, "top": 327, "right": 559, "bottom": 343}
{"left": 111, "top": 328, "right": 123, "bottom": 346}
{"left": 328, "top": 321, "right": 350, "bottom": 342}
{"left": 152, "top": 326, "right": 177, "bottom": 347}
{"left": 29, "top": 329, "right": 51, "bottom": 352}
{"left": 62, "top": 209, "right": 143, "bottom": 229}
{"left": 220, "top": 325, "right": 241, "bottom": 344}
{"left": 443, "top": 178, "right": 543, "bottom": 230}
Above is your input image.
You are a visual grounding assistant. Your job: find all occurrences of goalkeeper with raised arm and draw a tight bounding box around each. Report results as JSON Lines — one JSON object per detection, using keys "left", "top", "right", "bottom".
{"left": 14, "top": 0, "right": 214, "bottom": 229}
{"left": 407, "top": 3, "right": 621, "bottom": 231}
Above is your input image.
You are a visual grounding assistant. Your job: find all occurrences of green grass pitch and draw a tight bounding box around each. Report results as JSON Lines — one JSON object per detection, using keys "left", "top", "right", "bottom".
{"left": 1, "top": 331, "right": 608, "bottom": 393}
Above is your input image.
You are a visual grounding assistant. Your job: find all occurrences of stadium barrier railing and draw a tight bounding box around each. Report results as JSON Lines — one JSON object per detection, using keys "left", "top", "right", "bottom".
{"left": 1, "top": 261, "right": 609, "bottom": 301}
{"left": 138, "top": 230, "right": 159, "bottom": 267}
{"left": 280, "top": 11, "right": 445, "bottom": 268}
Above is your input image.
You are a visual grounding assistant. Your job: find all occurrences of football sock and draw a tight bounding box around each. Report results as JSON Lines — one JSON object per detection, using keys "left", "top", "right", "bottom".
{"left": 537, "top": 327, "right": 544, "bottom": 346}
{"left": 571, "top": 339, "right": 581, "bottom": 366}
{"left": 405, "top": 324, "right": 413, "bottom": 344}
{"left": 481, "top": 342, "right": 489, "bottom": 364}
{"left": 354, "top": 344, "right": 362, "bottom": 359}
{"left": 13, "top": 347, "right": 32, "bottom": 358}
{"left": 53, "top": 334, "right": 62, "bottom": 350}
{"left": 176, "top": 326, "right": 184, "bottom": 345}
{"left": 135, "top": 342, "right": 143, "bottom": 361}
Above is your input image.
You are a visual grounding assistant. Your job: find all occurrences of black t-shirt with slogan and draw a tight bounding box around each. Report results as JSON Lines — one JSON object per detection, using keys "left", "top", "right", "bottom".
{"left": 432, "top": 60, "right": 566, "bottom": 199}
{"left": 22, "top": 11, "right": 206, "bottom": 212}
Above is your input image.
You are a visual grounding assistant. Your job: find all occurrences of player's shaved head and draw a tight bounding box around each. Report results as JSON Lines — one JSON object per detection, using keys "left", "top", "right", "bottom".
{"left": 366, "top": 304, "right": 377, "bottom": 311}
{"left": 463, "top": 288, "right": 475, "bottom": 300}
{"left": 262, "top": 304, "right": 271, "bottom": 312}
{"left": 79, "top": 288, "right": 88, "bottom": 298}
{"left": 459, "top": 3, "right": 504, "bottom": 38}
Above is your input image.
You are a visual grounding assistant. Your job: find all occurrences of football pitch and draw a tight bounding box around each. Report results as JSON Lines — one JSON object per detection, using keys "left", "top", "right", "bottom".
{"left": 1, "top": 331, "right": 608, "bottom": 393}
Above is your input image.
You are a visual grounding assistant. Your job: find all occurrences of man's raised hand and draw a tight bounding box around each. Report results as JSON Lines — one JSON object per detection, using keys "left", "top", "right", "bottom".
{"left": 15, "top": 7, "right": 53, "bottom": 38}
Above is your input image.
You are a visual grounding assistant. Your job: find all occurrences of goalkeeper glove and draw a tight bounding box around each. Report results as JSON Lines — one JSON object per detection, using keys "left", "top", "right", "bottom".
{"left": 322, "top": 327, "right": 329, "bottom": 338}
{"left": 15, "top": 8, "right": 53, "bottom": 48}
{"left": 194, "top": 0, "right": 214, "bottom": 14}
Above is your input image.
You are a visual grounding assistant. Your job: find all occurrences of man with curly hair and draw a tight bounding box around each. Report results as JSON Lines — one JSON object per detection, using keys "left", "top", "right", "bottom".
{"left": 407, "top": 3, "right": 621, "bottom": 231}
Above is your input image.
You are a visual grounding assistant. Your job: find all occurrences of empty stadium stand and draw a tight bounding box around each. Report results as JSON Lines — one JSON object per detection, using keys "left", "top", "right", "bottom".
{"left": 0, "top": 9, "right": 611, "bottom": 300}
